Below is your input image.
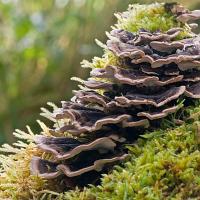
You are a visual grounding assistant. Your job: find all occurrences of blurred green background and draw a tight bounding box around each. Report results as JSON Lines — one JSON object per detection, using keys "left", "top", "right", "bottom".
{"left": 0, "top": 0, "right": 199, "bottom": 144}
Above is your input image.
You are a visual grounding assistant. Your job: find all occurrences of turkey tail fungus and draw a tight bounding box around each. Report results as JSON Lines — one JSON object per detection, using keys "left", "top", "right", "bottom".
{"left": 29, "top": 3, "right": 200, "bottom": 187}
{"left": 1, "top": 2, "right": 200, "bottom": 199}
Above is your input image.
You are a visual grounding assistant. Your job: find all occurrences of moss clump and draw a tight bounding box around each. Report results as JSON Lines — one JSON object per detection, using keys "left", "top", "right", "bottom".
{"left": 0, "top": 2, "right": 199, "bottom": 200}
{"left": 59, "top": 116, "right": 200, "bottom": 199}
{"left": 84, "top": 3, "right": 193, "bottom": 69}
{"left": 0, "top": 128, "right": 46, "bottom": 199}
{"left": 1, "top": 104, "right": 200, "bottom": 199}
{"left": 0, "top": 122, "right": 62, "bottom": 200}
{"left": 115, "top": 3, "right": 191, "bottom": 36}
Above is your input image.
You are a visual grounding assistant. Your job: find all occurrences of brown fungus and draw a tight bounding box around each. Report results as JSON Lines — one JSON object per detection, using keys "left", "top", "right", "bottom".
{"left": 165, "top": 3, "right": 200, "bottom": 23}
{"left": 35, "top": 135, "right": 119, "bottom": 160}
{"left": 31, "top": 153, "right": 128, "bottom": 179}
{"left": 30, "top": 3, "right": 200, "bottom": 189}
{"left": 108, "top": 30, "right": 200, "bottom": 69}
{"left": 90, "top": 65, "right": 184, "bottom": 86}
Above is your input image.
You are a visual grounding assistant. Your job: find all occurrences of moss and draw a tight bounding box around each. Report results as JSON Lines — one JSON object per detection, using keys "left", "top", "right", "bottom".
{"left": 0, "top": 129, "right": 46, "bottom": 199}
{"left": 0, "top": 3, "right": 199, "bottom": 200}
{"left": 115, "top": 3, "right": 191, "bottom": 36}
{"left": 84, "top": 3, "right": 193, "bottom": 70}
{"left": 81, "top": 50, "right": 120, "bottom": 69}
{"left": 60, "top": 116, "right": 200, "bottom": 200}
{"left": 0, "top": 123, "right": 63, "bottom": 200}
{"left": 0, "top": 102, "right": 200, "bottom": 199}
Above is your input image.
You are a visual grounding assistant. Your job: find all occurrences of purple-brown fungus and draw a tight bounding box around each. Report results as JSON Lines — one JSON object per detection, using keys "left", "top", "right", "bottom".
{"left": 31, "top": 3, "right": 200, "bottom": 188}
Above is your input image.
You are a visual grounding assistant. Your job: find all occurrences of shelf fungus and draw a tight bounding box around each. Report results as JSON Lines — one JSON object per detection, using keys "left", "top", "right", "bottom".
{"left": 31, "top": 135, "right": 127, "bottom": 180}
{"left": 30, "top": 3, "right": 200, "bottom": 188}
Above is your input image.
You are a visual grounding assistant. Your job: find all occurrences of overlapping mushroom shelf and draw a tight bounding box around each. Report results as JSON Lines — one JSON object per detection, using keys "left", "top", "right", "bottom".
{"left": 31, "top": 133, "right": 128, "bottom": 186}
{"left": 165, "top": 2, "right": 200, "bottom": 24}
{"left": 31, "top": 27, "right": 200, "bottom": 185}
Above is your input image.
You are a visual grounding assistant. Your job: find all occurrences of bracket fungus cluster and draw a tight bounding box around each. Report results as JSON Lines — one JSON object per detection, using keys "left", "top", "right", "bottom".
{"left": 30, "top": 3, "right": 200, "bottom": 188}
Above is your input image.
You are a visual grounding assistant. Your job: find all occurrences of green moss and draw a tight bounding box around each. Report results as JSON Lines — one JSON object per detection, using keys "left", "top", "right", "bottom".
{"left": 0, "top": 138, "right": 46, "bottom": 199}
{"left": 0, "top": 123, "right": 62, "bottom": 200}
{"left": 60, "top": 117, "right": 200, "bottom": 200}
{"left": 81, "top": 50, "right": 120, "bottom": 69}
{"left": 0, "top": 3, "right": 199, "bottom": 200}
{"left": 115, "top": 3, "right": 191, "bottom": 36}
{"left": 1, "top": 103, "right": 200, "bottom": 199}
{"left": 84, "top": 3, "right": 193, "bottom": 70}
